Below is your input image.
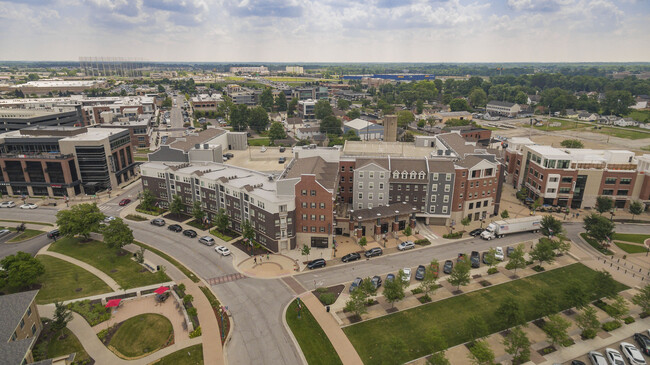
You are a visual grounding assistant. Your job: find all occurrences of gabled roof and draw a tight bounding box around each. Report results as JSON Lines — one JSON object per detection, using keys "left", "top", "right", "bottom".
{"left": 167, "top": 128, "right": 226, "bottom": 152}
{"left": 355, "top": 158, "right": 390, "bottom": 170}
{"left": 0, "top": 290, "right": 38, "bottom": 341}
{"left": 456, "top": 154, "right": 498, "bottom": 169}
{"left": 282, "top": 156, "right": 339, "bottom": 190}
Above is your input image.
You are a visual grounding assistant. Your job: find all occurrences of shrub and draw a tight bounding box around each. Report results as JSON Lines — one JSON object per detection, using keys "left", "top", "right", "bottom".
{"left": 414, "top": 239, "right": 431, "bottom": 246}
{"left": 623, "top": 316, "right": 635, "bottom": 324}
{"left": 443, "top": 232, "right": 463, "bottom": 239}
{"left": 125, "top": 214, "right": 148, "bottom": 222}
{"left": 411, "top": 288, "right": 423, "bottom": 295}
{"left": 189, "top": 326, "right": 202, "bottom": 338}
{"left": 419, "top": 294, "right": 432, "bottom": 303}
{"left": 319, "top": 293, "right": 336, "bottom": 305}
{"left": 67, "top": 300, "right": 111, "bottom": 326}
{"left": 601, "top": 321, "right": 622, "bottom": 332}
{"left": 581, "top": 329, "right": 597, "bottom": 339}
{"left": 525, "top": 260, "right": 534, "bottom": 266}
{"left": 315, "top": 287, "right": 328, "bottom": 294}
{"left": 97, "top": 328, "right": 108, "bottom": 341}
{"left": 487, "top": 267, "right": 498, "bottom": 275}
{"left": 532, "top": 265, "right": 545, "bottom": 272}
{"left": 186, "top": 307, "right": 198, "bottom": 317}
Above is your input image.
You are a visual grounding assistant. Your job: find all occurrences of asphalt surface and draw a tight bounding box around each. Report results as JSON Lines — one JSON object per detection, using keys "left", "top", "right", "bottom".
{"left": 0, "top": 233, "right": 51, "bottom": 258}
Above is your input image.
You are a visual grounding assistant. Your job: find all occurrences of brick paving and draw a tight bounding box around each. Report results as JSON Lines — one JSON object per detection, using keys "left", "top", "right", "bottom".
{"left": 207, "top": 273, "right": 246, "bottom": 285}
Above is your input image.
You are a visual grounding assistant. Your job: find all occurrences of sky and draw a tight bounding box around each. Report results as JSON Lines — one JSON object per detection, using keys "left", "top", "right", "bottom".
{"left": 0, "top": 0, "right": 649, "bottom": 63}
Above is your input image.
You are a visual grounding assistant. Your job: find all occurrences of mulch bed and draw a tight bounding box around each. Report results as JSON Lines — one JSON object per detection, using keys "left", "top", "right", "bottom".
{"left": 563, "top": 309, "right": 576, "bottom": 316}
{"left": 537, "top": 345, "right": 557, "bottom": 356}
{"left": 116, "top": 250, "right": 128, "bottom": 257}
{"left": 231, "top": 238, "right": 270, "bottom": 257}
{"left": 386, "top": 307, "right": 398, "bottom": 313}
{"left": 499, "top": 329, "right": 511, "bottom": 337}
{"left": 312, "top": 284, "right": 344, "bottom": 306}
{"left": 479, "top": 280, "right": 492, "bottom": 287}
{"left": 452, "top": 290, "right": 463, "bottom": 295}
{"left": 212, "top": 306, "right": 230, "bottom": 344}
{"left": 347, "top": 314, "right": 362, "bottom": 323}
{"left": 162, "top": 212, "right": 191, "bottom": 223}
{"left": 533, "top": 318, "right": 546, "bottom": 330}
{"left": 472, "top": 274, "right": 482, "bottom": 279}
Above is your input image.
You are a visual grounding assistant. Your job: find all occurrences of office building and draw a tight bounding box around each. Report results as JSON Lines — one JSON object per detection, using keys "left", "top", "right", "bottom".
{"left": 285, "top": 66, "right": 304, "bottom": 74}
{"left": 297, "top": 99, "right": 316, "bottom": 119}
{"left": 190, "top": 94, "right": 223, "bottom": 111}
{"left": 0, "top": 109, "right": 82, "bottom": 132}
{"left": 229, "top": 66, "right": 269, "bottom": 74}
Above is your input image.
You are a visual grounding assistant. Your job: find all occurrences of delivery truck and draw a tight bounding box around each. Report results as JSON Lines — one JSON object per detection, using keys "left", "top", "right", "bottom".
{"left": 480, "top": 216, "right": 542, "bottom": 240}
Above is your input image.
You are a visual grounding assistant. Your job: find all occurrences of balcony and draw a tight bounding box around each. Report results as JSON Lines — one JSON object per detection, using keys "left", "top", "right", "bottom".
{"left": 0, "top": 153, "right": 74, "bottom": 160}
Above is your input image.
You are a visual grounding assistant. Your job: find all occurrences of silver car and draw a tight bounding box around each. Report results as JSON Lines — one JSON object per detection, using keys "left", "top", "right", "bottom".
{"left": 199, "top": 236, "right": 215, "bottom": 246}
{"left": 398, "top": 241, "right": 415, "bottom": 251}
{"left": 588, "top": 351, "right": 608, "bottom": 365}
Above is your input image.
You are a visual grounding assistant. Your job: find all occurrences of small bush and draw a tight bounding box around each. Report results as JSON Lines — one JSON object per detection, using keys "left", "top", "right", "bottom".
{"left": 97, "top": 328, "right": 108, "bottom": 341}
{"left": 125, "top": 214, "right": 147, "bottom": 222}
{"left": 532, "top": 265, "right": 545, "bottom": 272}
{"left": 186, "top": 307, "right": 198, "bottom": 317}
{"left": 525, "top": 260, "right": 534, "bottom": 266}
{"left": 316, "top": 287, "right": 328, "bottom": 294}
{"left": 602, "top": 321, "right": 622, "bottom": 332}
{"left": 414, "top": 239, "right": 431, "bottom": 246}
{"left": 581, "top": 329, "right": 597, "bottom": 339}
{"left": 319, "top": 293, "right": 336, "bottom": 305}
{"left": 419, "top": 295, "right": 432, "bottom": 303}
{"left": 443, "top": 232, "right": 463, "bottom": 239}
{"left": 189, "top": 326, "right": 202, "bottom": 338}
{"left": 623, "top": 316, "right": 635, "bottom": 324}
{"left": 411, "top": 288, "right": 423, "bottom": 295}
{"left": 68, "top": 300, "right": 111, "bottom": 326}
{"left": 487, "top": 267, "right": 498, "bottom": 275}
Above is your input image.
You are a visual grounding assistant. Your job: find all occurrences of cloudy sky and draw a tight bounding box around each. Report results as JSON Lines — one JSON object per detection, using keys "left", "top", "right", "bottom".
{"left": 0, "top": 0, "right": 648, "bottom": 62}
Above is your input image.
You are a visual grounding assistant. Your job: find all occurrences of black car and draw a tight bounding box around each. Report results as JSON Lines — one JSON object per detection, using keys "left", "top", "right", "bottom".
{"left": 349, "top": 277, "right": 363, "bottom": 293}
{"left": 307, "top": 259, "right": 326, "bottom": 269}
{"left": 634, "top": 333, "right": 650, "bottom": 356}
{"left": 443, "top": 260, "right": 453, "bottom": 274}
{"left": 570, "top": 361, "right": 586, "bottom": 365}
{"left": 385, "top": 273, "right": 395, "bottom": 282}
{"left": 482, "top": 252, "right": 491, "bottom": 265}
{"left": 364, "top": 247, "right": 383, "bottom": 258}
{"left": 415, "top": 265, "right": 426, "bottom": 280}
{"left": 279, "top": 147, "right": 286, "bottom": 152}
{"left": 150, "top": 218, "right": 166, "bottom": 226}
{"left": 47, "top": 229, "right": 60, "bottom": 239}
{"left": 168, "top": 224, "right": 183, "bottom": 232}
{"left": 469, "top": 228, "right": 484, "bottom": 237}
{"left": 506, "top": 246, "right": 515, "bottom": 257}
{"left": 341, "top": 252, "right": 361, "bottom": 263}
{"left": 470, "top": 251, "right": 480, "bottom": 268}
{"left": 371, "top": 275, "right": 382, "bottom": 289}
{"left": 183, "top": 229, "right": 197, "bottom": 238}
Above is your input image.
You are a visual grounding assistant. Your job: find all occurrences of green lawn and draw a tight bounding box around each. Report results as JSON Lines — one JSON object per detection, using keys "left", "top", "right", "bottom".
{"left": 8, "top": 229, "right": 44, "bottom": 243}
{"left": 209, "top": 228, "right": 234, "bottom": 241}
{"left": 614, "top": 241, "right": 648, "bottom": 254}
{"left": 109, "top": 313, "right": 173, "bottom": 358}
{"left": 134, "top": 156, "right": 149, "bottom": 162}
{"left": 35, "top": 255, "right": 112, "bottom": 304}
{"left": 133, "top": 241, "right": 200, "bottom": 283}
{"left": 49, "top": 237, "right": 169, "bottom": 289}
{"left": 533, "top": 118, "right": 582, "bottom": 131}
{"left": 343, "top": 263, "right": 627, "bottom": 365}
{"left": 627, "top": 110, "right": 650, "bottom": 123}
{"left": 248, "top": 138, "right": 271, "bottom": 146}
{"left": 612, "top": 233, "right": 650, "bottom": 244}
{"left": 286, "top": 299, "right": 343, "bottom": 365}
{"left": 33, "top": 327, "right": 91, "bottom": 364}
{"left": 595, "top": 127, "right": 650, "bottom": 140}
{"left": 580, "top": 233, "right": 615, "bottom": 255}
{"left": 152, "top": 344, "right": 203, "bottom": 365}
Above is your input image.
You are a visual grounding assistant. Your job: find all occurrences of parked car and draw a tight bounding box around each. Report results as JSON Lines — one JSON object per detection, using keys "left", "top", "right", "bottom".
{"left": 364, "top": 247, "right": 383, "bottom": 258}
{"left": 118, "top": 198, "right": 131, "bottom": 206}
{"left": 402, "top": 268, "right": 411, "bottom": 282}
{"left": 398, "top": 241, "right": 415, "bottom": 251}
{"left": 371, "top": 275, "right": 382, "bottom": 289}
{"left": 104, "top": 216, "right": 116, "bottom": 223}
{"left": 0, "top": 201, "right": 16, "bottom": 208}
{"left": 415, "top": 265, "right": 426, "bottom": 280}
{"left": 443, "top": 260, "right": 453, "bottom": 274}
{"left": 20, "top": 203, "right": 37, "bottom": 209}
{"left": 470, "top": 251, "right": 480, "bottom": 268}
{"left": 495, "top": 247, "right": 504, "bottom": 261}
{"left": 605, "top": 348, "right": 625, "bottom": 365}
{"left": 385, "top": 273, "right": 395, "bottom": 283}
{"left": 278, "top": 157, "right": 286, "bottom": 164}
{"left": 469, "top": 228, "right": 484, "bottom": 237}
{"left": 224, "top": 153, "right": 234, "bottom": 159}
{"left": 47, "top": 229, "right": 60, "bottom": 239}
{"left": 199, "top": 236, "right": 216, "bottom": 246}
{"left": 150, "top": 218, "right": 166, "bottom": 226}
{"left": 279, "top": 147, "right": 286, "bottom": 152}
{"left": 588, "top": 351, "right": 608, "bottom": 365}
{"left": 571, "top": 361, "right": 586, "bottom": 365}
{"left": 620, "top": 342, "right": 646, "bottom": 365}
{"left": 341, "top": 252, "right": 361, "bottom": 263}
{"left": 183, "top": 229, "right": 197, "bottom": 238}
{"left": 0, "top": 229, "right": 10, "bottom": 236}
{"left": 634, "top": 333, "right": 650, "bottom": 355}
{"left": 349, "top": 277, "right": 363, "bottom": 293}
{"left": 506, "top": 246, "right": 515, "bottom": 257}
{"left": 214, "top": 245, "right": 230, "bottom": 256}
{"left": 168, "top": 224, "right": 183, "bottom": 232}
{"left": 481, "top": 251, "right": 490, "bottom": 265}
{"left": 307, "top": 258, "right": 326, "bottom": 269}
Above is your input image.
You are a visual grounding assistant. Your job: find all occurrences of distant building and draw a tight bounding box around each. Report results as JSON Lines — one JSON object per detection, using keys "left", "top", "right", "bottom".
{"left": 343, "top": 118, "right": 383, "bottom": 140}
{"left": 285, "top": 66, "right": 304, "bottom": 74}
{"left": 296, "top": 126, "right": 323, "bottom": 140}
{"left": 0, "top": 79, "right": 107, "bottom": 95}
{"left": 292, "top": 87, "right": 328, "bottom": 101}
{"left": 383, "top": 115, "right": 397, "bottom": 142}
{"left": 230, "top": 66, "right": 269, "bottom": 74}
{"left": 432, "top": 111, "right": 473, "bottom": 123}
{"left": 190, "top": 94, "right": 223, "bottom": 111}
{"left": 229, "top": 90, "right": 261, "bottom": 106}
{"left": 0, "top": 290, "right": 43, "bottom": 365}
{"left": 486, "top": 101, "right": 521, "bottom": 117}
{"left": 0, "top": 109, "right": 82, "bottom": 132}
{"left": 297, "top": 99, "right": 316, "bottom": 119}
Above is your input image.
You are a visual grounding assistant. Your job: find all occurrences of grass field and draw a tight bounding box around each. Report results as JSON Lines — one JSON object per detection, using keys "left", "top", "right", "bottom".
{"left": 612, "top": 233, "right": 650, "bottom": 244}
{"left": 49, "top": 237, "right": 169, "bottom": 289}
{"left": 33, "top": 327, "right": 91, "bottom": 364}
{"left": 109, "top": 313, "right": 173, "bottom": 358}
{"left": 595, "top": 126, "right": 650, "bottom": 140}
{"left": 153, "top": 344, "right": 203, "bottom": 365}
{"left": 533, "top": 118, "right": 583, "bottom": 131}
{"left": 627, "top": 110, "right": 650, "bottom": 123}
{"left": 133, "top": 241, "right": 200, "bottom": 283}
{"left": 35, "top": 255, "right": 112, "bottom": 304}
{"left": 8, "top": 229, "right": 44, "bottom": 242}
{"left": 580, "top": 233, "right": 615, "bottom": 255}
{"left": 343, "top": 263, "right": 627, "bottom": 365}
{"left": 286, "top": 299, "right": 343, "bottom": 365}
{"left": 248, "top": 138, "right": 271, "bottom": 146}
{"left": 614, "top": 241, "right": 648, "bottom": 254}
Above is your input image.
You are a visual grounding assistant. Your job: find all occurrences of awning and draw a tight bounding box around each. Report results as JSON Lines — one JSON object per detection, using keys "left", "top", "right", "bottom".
{"left": 105, "top": 299, "right": 122, "bottom": 308}
{"left": 154, "top": 286, "right": 169, "bottom": 295}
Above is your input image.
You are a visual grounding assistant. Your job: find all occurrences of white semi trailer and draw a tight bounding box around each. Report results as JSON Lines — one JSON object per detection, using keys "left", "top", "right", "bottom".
{"left": 480, "top": 216, "right": 542, "bottom": 240}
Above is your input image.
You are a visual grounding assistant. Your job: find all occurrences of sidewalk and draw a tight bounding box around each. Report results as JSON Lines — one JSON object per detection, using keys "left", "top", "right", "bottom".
{"left": 237, "top": 254, "right": 297, "bottom": 278}
{"left": 181, "top": 278, "right": 224, "bottom": 365}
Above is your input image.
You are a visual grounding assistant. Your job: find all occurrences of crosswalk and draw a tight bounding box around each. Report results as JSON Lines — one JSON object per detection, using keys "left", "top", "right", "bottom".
{"left": 416, "top": 222, "right": 438, "bottom": 241}
{"left": 206, "top": 273, "right": 247, "bottom": 286}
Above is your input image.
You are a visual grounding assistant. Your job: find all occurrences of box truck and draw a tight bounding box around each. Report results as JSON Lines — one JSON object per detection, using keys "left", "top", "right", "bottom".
{"left": 480, "top": 216, "right": 542, "bottom": 240}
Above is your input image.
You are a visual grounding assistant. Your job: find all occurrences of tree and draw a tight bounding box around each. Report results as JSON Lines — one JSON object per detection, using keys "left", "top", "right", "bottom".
{"left": 343, "top": 129, "right": 360, "bottom": 141}
{"left": 229, "top": 104, "right": 249, "bottom": 131}
{"left": 346, "top": 108, "right": 361, "bottom": 120}
{"left": 162, "top": 97, "right": 172, "bottom": 108}
{"left": 629, "top": 200, "right": 644, "bottom": 222}
{"left": 275, "top": 92, "right": 287, "bottom": 111}
{"left": 383, "top": 271, "right": 406, "bottom": 308}
{"left": 358, "top": 236, "right": 367, "bottom": 248}
{"left": 469, "top": 88, "right": 487, "bottom": 107}
{"left": 192, "top": 201, "right": 205, "bottom": 223}
{"left": 169, "top": 194, "right": 183, "bottom": 217}
{"left": 593, "top": 270, "right": 619, "bottom": 299}
{"left": 602, "top": 90, "right": 635, "bottom": 116}
{"left": 595, "top": 196, "right": 614, "bottom": 215}
{"left": 514, "top": 91, "right": 528, "bottom": 105}
{"left": 397, "top": 110, "right": 415, "bottom": 128}
{"left": 403, "top": 226, "right": 412, "bottom": 237}
{"left": 460, "top": 216, "right": 471, "bottom": 232}
{"left": 484, "top": 248, "right": 498, "bottom": 269}
{"left": 52, "top": 302, "right": 73, "bottom": 333}
{"left": 467, "top": 339, "right": 495, "bottom": 365}
{"left": 449, "top": 258, "right": 471, "bottom": 290}
{"left": 583, "top": 213, "right": 615, "bottom": 247}
{"left": 260, "top": 87, "right": 274, "bottom": 111}
{"left": 337, "top": 99, "right": 351, "bottom": 110}
{"left": 314, "top": 99, "right": 333, "bottom": 119}
{"left": 449, "top": 98, "right": 471, "bottom": 112}
{"left": 531, "top": 197, "right": 542, "bottom": 213}
{"left": 320, "top": 115, "right": 342, "bottom": 136}
{"left": 534, "top": 288, "right": 558, "bottom": 318}
{"left": 427, "top": 326, "right": 448, "bottom": 354}
{"left": 505, "top": 244, "right": 527, "bottom": 275}
{"left": 140, "top": 189, "right": 156, "bottom": 211}
{"left": 215, "top": 209, "right": 229, "bottom": 233}
{"left": 287, "top": 97, "right": 298, "bottom": 117}
{"left": 575, "top": 306, "right": 600, "bottom": 339}
{"left": 345, "top": 281, "right": 370, "bottom": 317}
{"left": 183, "top": 294, "right": 194, "bottom": 304}
{"left": 544, "top": 314, "right": 571, "bottom": 348}
{"left": 530, "top": 239, "right": 555, "bottom": 267}
{"left": 496, "top": 296, "right": 525, "bottom": 329}
{"left": 135, "top": 246, "right": 146, "bottom": 264}
{"left": 419, "top": 259, "right": 439, "bottom": 299}
{"left": 465, "top": 315, "right": 489, "bottom": 344}
{"left": 500, "top": 210, "right": 509, "bottom": 219}
{"left": 428, "top": 352, "right": 451, "bottom": 365}
{"left": 0, "top": 252, "right": 45, "bottom": 289}
{"left": 56, "top": 203, "right": 104, "bottom": 241}
{"left": 632, "top": 284, "right": 650, "bottom": 315}
{"left": 540, "top": 215, "right": 563, "bottom": 237}
{"left": 102, "top": 218, "right": 133, "bottom": 250}
{"left": 301, "top": 244, "right": 311, "bottom": 261}
{"left": 268, "top": 122, "right": 286, "bottom": 142}
{"left": 516, "top": 187, "right": 528, "bottom": 201}
{"left": 560, "top": 139, "right": 584, "bottom": 148}
{"left": 416, "top": 99, "right": 424, "bottom": 114}
{"left": 242, "top": 219, "right": 255, "bottom": 243}
{"left": 609, "top": 295, "right": 629, "bottom": 323}
{"left": 503, "top": 326, "right": 530, "bottom": 365}
{"left": 248, "top": 106, "right": 269, "bottom": 133}
{"left": 402, "top": 131, "right": 415, "bottom": 142}
{"left": 157, "top": 85, "right": 165, "bottom": 93}
{"left": 563, "top": 280, "right": 590, "bottom": 309}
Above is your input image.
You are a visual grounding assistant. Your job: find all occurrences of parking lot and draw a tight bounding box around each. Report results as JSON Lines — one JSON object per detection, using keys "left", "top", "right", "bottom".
{"left": 564, "top": 334, "right": 650, "bottom": 365}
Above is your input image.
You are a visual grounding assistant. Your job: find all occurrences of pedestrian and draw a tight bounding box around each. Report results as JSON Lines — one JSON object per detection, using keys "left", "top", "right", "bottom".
{"left": 254, "top": 257, "right": 257, "bottom": 264}
{"left": 267, "top": 253, "right": 270, "bottom": 260}
{"left": 576, "top": 213, "right": 579, "bottom": 218}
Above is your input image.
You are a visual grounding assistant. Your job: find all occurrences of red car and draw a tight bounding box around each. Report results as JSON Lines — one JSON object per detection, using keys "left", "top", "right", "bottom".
{"left": 119, "top": 199, "right": 131, "bottom": 206}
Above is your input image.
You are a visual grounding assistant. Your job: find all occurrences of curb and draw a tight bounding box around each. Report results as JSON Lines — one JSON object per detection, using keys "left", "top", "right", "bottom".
{"left": 281, "top": 297, "right": 309, "bottom": 365}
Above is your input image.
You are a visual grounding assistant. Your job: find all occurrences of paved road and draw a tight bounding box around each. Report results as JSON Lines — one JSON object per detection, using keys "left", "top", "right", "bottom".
{"left": 0, "top": 234, "right": 51, "bottom": 258}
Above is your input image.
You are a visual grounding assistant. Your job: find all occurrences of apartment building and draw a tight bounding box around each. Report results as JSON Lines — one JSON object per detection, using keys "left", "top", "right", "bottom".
{"left": 0, "top": 290, "right": 43, "bottom": 365}
{"left": 505, "top": 141, "right": 650, "bottom": 209}
{"left": 486, "top": 101, "right": 521, "bottom": 117}
{"left": 297, "top": 99, "right": 316, "bottom": 119}
{"left": 96, "top": 116, "right": 152, "bottom": 148}
{"left": 229, "top": 66, "right": 269, "bottom": 74}
{"left": 81, "top": 96, "right": 155, "bottom": 126}
{"left": 452, "top": 154, "right": 502, "bottom": 223}
{"left": 190, "top": 94, "right": 223, "bottom": 111}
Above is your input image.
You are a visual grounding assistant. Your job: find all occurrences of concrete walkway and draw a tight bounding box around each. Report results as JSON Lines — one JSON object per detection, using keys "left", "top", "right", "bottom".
{"left": 181, "top": 278, "right": 224, "bottom": 365}
{"left": 37, "top": 245, "right": 121, "bottom": 291}
{"left": 299, "top": 292, "right": 364, "bottom": 365}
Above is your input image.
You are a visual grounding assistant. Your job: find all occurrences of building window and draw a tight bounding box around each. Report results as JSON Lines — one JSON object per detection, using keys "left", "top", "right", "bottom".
{"left": 320, "top": 215, "right": 325, "bottom": 221}
{"left": 430, "top": 206, "right": 436, "bottom": 213}
{"left": 380, "top": 172, "right": 385, "bottom": 179}
{"left": 341, "top": 176, "right": 345, "bottom": 182}
{"left": 617, "top": 190, "right": 629, "bottom": 196}
{"left": 303, "top": 226, "right": 308, "bottom": 232}
{"left": 443, "top": 195, "right": 449, "bottom": 203}
{"left": 549, "top": 177, "right": 558, "bottom": 182}
{"left": 446, "top": 174, "right": 451, "bottom": 181}
{"left": 469, "top": 202, "right": 474, "bottom": 209}
{"left": 20, "top": 319, "right": 25, "bottom": 329}
{"left": 561, "top": 176, "right": 573, "bottom": 183}
{"left": 444, "top": 185, "right": 450, "bottom": 192}
{"left": 320, "top": 227, "right": 325, "bottom": 232}
{"left": 393, "top": 171, "right": 399, "bottom": 179}
{"left": 442, "top": 206, "right": 448, "bottom": 214}
{"left": 368, "top": 193, "right": 373, "bottom": 200}
{"left": 341, "top": 166, "right": 345, "bottom": 172}
{"left": 602, "top": 189, "right": 614, "bottom": 195}
{"left": 27, "top": 307, "right": 32, "bottom": 317}
{"left": 547, "top": 188, "right": 556, "bottom": 193}
{"left": 461, "top": 182, "right": 465, "bottom": 188}
{"left": 311, "top": 214, "right": 316, "bottom": 220}
{"left": 433, "top": 173, "right": 439, "bottom": 181}
{"left": 31, "top": 324, "right": 36, "bottom": 335}
{"left": 379, "top": 183, "right": 384, "bottom": 189}
{"left": 358, "top": 193, "right": 363, "bottom": 199}
{"left": 418, "top": 172, "right": 425, "bottom": 179}
{"left": 310, "top": 190, "right": 316, "bottom": 196}
{"left": 311, "top": 226, "right": 316, "bottom": 232}
{"left": 430, "top": 195, "right": 436, "bottom": 202}
{"left": 402, "top": 171, "right": 408, "bottom": 179}
{"left": 410, "top": 171, "right": 416, "bottom": 179}
{"left": 379, "top": 193, "right": 383, "bottom": 200}
{"left": 349, "top": 166, "right": 353, "bottom": 172}
{"left": 320, "top": 203, "right": 325, "bottom": 209}
{"left": 369, "top": 183, "right": 374, "bottom": 189}
{"left": 368, "top": 203, "right": 373, "bottom": 209}
{"left": 369, "top": 172, "right": 374, "bottom": 179}
{"left": 301, "top": 190, "right": 307, "bottom": 196}
{"left": 605, "top": 177, "right": 617, "bottom": 185}
{"left": 302, "top": 202, "right": 307, "bottom": 208}
{"left": 432, "top": 185, "right": 437, "bottom": 192}
{"left": 311, "top": 202, "right": 316, "bottom": 209}
{"left": 359, "top": 172, "right": 364, "bottom": 178}
{"left": 620, "top": 178, "right": 632, "bottom": 185}
{"left": 358, "top": 203, "right": 363, "bottom": 209}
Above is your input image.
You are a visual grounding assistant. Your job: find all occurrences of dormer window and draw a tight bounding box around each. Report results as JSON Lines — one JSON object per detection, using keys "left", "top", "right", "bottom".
{"left": 401, "top": 171, "right": 408, "bottom": 179}
{"left": 418, "top": 171, "right": 425, "bottom": 179}
{"left": 393, "top": 171, "right": 399, "bottom": 179}
{"left": 410, "top": 171, "right": 416, "bottom": 179}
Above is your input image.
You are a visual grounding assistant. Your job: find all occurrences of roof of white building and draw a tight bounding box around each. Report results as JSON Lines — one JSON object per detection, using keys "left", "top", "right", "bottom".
{"left": 344, "top": 118, "right": 379, "bottom": 130}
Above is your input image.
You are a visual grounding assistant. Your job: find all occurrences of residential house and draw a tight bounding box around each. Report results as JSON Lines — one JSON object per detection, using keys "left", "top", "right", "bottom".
{"left": 486, "top": 101, "right": 521, "bottom": 117}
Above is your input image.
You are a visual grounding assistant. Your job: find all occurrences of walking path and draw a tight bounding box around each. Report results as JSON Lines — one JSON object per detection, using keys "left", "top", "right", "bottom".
{"left": 37, "top": 245, "right": 121, "bottom": 291}
{"left": 181, "top": 278, "right": 224, "bottom": 365}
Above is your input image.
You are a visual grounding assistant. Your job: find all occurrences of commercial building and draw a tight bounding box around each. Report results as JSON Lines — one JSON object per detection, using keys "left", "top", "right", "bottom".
{"left": 0, "top": 109, "right": 82, "bottom": 132}
{"left": 230, "top": 66, "right": 269, "bottom": 74}
{"left": 285, "top": 66, "right": 304, "bottom": 74}
{"left": 486, "top": 101, "right": 521, "bottom": 117}
{"left": 0, "top": 290, "right": 43, "bottom": 365}
{"left": 0, "top": 80, "right": 107, "bottom": 95}
{"left": 343, "top": 118, "right": 384, "bottom": 140}
{"left": 80, "top": 96, "right": 155, "bottom": 126}
{"left": 432, "top": 111, "right": 473, "bottom": 123}
{"left": 96, "top": 116, "right": 152, "bottom": 148}
{"left": 292, "top": 87, "right": 328, "bottom": 101}
{"left": 0, "top": 126, "right": 137, "bottom": 197}
{"left": 190, "top": 94, "right": 223, "bottom": 111}
{"left": 297, "top": 99, "right": 316, "bottom": 119}
{"left": 148, "top": 128, "right": 246, "bottom": 163}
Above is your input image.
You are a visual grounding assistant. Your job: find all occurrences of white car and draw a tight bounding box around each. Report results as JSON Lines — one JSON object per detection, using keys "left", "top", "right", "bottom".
{"left": 0, "top": 201, "right": 16, "bottom": 208}
{"left": 495, "top": 247, "right": 504, "bottom": 261}
{"left": 402, "top": 268, "right": 411, "bottom": 283}
{"left": 104, "top": 216, "right": 116, "bottom": 223}
{"left": 260, "top": 146, "right": 267, "bottom": 152}
{"left": 398, "top": 241, "right": 415, "bottom": 251}
{"left": 589, "top": 351, "right": 608, "bottom": 365}
{"left": 20, "top": 203, "right": 37, "bottom": 209}
{"left": 214, "top": 246, "right": 231, "bottom": 256}
{"left": 0, "top": 229, "right": 11, "bottom": 236}
{"left": 620, "top": 342, "right": 646, "bottom": 365}
{"left": 604, "top": 348, "right": 625, "bottom": 365}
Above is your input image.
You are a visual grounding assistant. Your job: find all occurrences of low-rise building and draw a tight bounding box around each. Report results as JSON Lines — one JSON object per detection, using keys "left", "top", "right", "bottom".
{"left": 0, "top": 290, "right": 43, "bottom": 365}
{"left": 432, "top": 111, "right": 473, "bottom": 123}
{"left": 0, "top": 109, "right": 82, "bottom": 132}
{"left": 486, "top": 101, "right": 521, "bottom": 117}
{"left": 343, "top": 118, "right": 383, "bottom": 140}
{"left": 190, "top": 94, "right": 223, "bottom": 111}
{"left": 297, "top": 99, "right": 316, "bottom": 119}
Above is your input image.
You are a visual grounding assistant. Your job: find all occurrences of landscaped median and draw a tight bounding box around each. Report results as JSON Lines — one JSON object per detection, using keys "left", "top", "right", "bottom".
{"left": 286, "top": 299, "right": 343, "bottom": 365}
{"left": 101, "top": 313, "right": 174, "bottom": 359}
{"left": 342, "top": 263, "right": 627, "bottom": 365}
